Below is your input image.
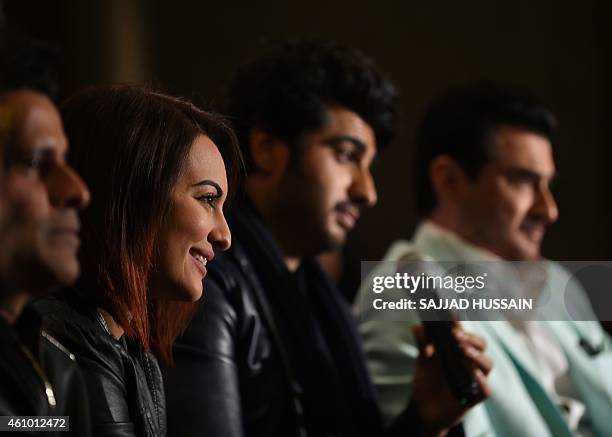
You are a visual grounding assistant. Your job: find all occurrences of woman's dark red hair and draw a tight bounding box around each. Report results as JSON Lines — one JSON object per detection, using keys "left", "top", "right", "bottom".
{"left": 62, "top": 84, "right": 242, "bottom": 366}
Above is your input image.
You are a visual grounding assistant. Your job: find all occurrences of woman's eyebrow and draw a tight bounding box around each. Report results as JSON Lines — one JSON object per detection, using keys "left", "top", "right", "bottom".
{"left": 192, "top": 179, "right": 223, "bottom": 197}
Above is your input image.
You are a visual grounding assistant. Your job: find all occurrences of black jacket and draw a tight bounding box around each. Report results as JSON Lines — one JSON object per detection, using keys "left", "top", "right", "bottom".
{"left": 33, "top": 289, "right": 166, "bottom": 437}
{"left": 163, "top": 198, "right": 421, "bottom": 437}
{"left": 0, "top": 306, "right": 91, "bottom": 436}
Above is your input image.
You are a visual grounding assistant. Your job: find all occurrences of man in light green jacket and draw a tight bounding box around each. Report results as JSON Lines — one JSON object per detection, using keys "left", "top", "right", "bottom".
{"left": 357, "top": 82, "right": 612, "bottom": 437}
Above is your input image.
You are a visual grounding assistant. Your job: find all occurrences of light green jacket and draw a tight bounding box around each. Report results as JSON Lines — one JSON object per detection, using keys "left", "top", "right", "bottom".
{"left": 356, "top": 222, "right": 612, "bottom": 437}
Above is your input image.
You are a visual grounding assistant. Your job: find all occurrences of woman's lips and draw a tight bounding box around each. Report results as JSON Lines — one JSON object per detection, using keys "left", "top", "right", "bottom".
{"left": 189, "top": 248, "right": 213, "bottom": 277}
{"left": 191, "top": 253, "right": 208, "bottom": 277}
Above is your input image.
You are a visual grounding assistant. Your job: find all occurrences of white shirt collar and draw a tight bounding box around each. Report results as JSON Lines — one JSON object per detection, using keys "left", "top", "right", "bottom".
{"left": 413, "top": 220, "right": 502, "bottom": 262}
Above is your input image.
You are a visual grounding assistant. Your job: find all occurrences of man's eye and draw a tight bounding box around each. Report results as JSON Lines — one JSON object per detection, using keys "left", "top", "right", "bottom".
{"left": 506, "top": 173, "right": 538, "bottom": 187}
{"left": 19, "top": 155, "right": 50, "bottom": 175}
{"left": 336, "top": 148, "right": 359, "bottom": 163}
{"left": 12, "top": 148, "right": 54, "bottom": 176}
{"left": 508, "top": 177, "right": 530, "bottom": 186}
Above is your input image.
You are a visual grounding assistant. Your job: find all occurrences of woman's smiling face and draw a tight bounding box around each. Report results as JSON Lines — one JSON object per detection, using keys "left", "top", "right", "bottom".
{"left": 149, "top": 134, "right": 231, "bottom": 302}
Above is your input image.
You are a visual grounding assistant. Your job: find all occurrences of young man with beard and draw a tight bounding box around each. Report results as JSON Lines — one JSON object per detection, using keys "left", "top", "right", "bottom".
{"left": 0, "top": 31, "right": 91, "bottom": 435}
{"left": 164, "top": 40, "right": 492, "bottom": 437}
{"left": 357, "top": 82, "right": 612, "bottom": 436}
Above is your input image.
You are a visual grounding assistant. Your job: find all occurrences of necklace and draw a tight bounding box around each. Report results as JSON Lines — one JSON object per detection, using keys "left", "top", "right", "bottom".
{"left": 96, "top": 310, "right": 113, "bottom": 337}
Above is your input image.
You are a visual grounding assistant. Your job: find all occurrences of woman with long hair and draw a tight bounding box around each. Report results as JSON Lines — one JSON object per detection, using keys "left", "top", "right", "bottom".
{"left": 34, "top": 84, "right": 242, "bottom": 436}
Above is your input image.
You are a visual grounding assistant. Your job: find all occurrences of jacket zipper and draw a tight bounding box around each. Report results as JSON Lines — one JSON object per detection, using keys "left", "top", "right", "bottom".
{"left": 19, "top": 344, "right": 57, "bottom": 408}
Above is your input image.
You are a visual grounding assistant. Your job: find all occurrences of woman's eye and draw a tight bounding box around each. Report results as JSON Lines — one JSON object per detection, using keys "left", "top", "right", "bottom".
{"left": 196, "top": 194, "right": 218, "bottom": 208}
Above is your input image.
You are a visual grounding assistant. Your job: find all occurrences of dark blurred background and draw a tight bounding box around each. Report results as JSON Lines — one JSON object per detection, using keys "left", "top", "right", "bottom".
{"left": 4, "top": 0, "right": 612, "bottom": 300}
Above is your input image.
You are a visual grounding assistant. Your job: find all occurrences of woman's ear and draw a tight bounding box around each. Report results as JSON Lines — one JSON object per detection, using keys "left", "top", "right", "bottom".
{"left": 248, "top": 127, "right": 290, "bottom": 177}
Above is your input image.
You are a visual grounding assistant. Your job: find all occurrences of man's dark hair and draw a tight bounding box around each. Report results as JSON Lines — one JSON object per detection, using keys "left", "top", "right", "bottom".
{"left": 0, "top": 29, "right": 61, "bottom": 100}
{"left": 223, "top": 39, "right": 399, "bottom": 172}
{"left": 415, "top": 81, "right": 558, "bottom": 217}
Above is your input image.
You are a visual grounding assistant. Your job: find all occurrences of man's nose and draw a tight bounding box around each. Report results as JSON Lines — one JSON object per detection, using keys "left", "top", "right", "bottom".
{"left": 46, "top": 163, "right": 91, "bottom": 209}
{"left": 349, "top": 167, "right": 377, "bottom": 208}
{"left": 532, "top": 184, "right": 558, "bottom": 224}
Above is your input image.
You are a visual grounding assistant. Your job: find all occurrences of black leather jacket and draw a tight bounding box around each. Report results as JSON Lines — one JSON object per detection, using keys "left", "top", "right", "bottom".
{"left": 33, "top": 289, "right": 166, "bottom": 437}
{"left": 0, "top": 306, "right": 91, "bottom": 436}
{"left": 164, "top": 198, "right": 422, "bottom": 437}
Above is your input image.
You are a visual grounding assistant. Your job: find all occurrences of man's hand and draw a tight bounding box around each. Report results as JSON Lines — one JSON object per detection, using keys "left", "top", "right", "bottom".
{"left": 411, "top": 322, "right": 493, "bottom": 437}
